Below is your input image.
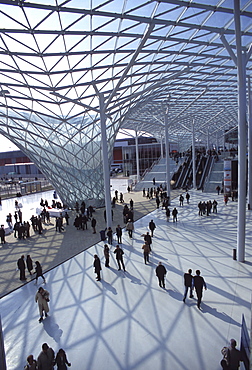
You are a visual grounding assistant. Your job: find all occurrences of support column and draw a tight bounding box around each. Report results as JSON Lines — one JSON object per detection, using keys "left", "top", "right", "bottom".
{"left": 207, "top": 128, "right": 210, "bottom": 152}
{"left": 192, "top": 120, "right": 196, "bottom": 189}
{"left": 99, "top": 92, "right": 112, "bottom": 228}
{"left": 160, "top": 136, "right": 164, "bottom": 159}
{"left": 165, "top": 113, "right": 170, "bottom": 199}
{"left": 234, "top": 0, "right": 246, "bottom": 262}
{"left": 0, "top": 316, "right": 6, "bottom": 370}
{"left": 248, "top": 77, "right": 252, "bottom": 209}
{"left": 135, "top": 131, "right": 140, "bottom": 183}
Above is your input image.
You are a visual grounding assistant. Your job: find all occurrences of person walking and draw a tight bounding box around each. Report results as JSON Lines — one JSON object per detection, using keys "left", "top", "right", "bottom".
{"left": 126, "top": 219, "right": 134, "bottom": 238}
{"left": 93, "top": 254, "right": 102, "bottom": 281}
{"left": 193, "top": 270, "right": 207, "bottom": 309}
{"left": 149, "top": 219, "right": 156, "bottom": 237}
{"left": 185, "top": 192, "right": 190, "bottom": 204}
{"left": 129, "top": 198, "right": 134, "bottom": 210}
{"left": 26, "top": 255, "right": 33, "bottom": 275}
{"left": 91, "top": 217, "right": 97, "bottom": 233}
{"left": 213, "top": 199, "right": 218, "bottom": 213}
{"left": 37, "top": 343, "right": 55, "bottom": 369}
{"left": 17, "top": 255, "right": 26, "bottom": 281}
{"left": 64, "top": 212, "right": 69, "bottom": 225}
{"left": 116, "top": 225, "right": 122, "bottom": 244}
{"left": 172, "top": 207, "right": 178, "bottom": 222}
{"left": 156, "top": 196, "right": 160, "bottom": 209}
{"left": 166, "top": 207, "right": 170, "bottom": 222}
{"left": 55, "top": 349, "right": 71, "bottom": 370}
{"left": 35, "top": 261, "right": 46, "bottom": 284}
{"left": 114, "top": 245, "right": 126, "bottom": 271}
{"left": 107, "top": 227, "right": 113, "bottom": 245}
{"left": 144, "top": 232, "right": 152, "bottom": 250}
{"left": 179, "top": 194, "right": 184, "bottom": 206}
{"left": 104, "top": 244, "right": 110, "bottom": 267}
{"left": 35, "top": 287, "right": 50, "bottom": 322}
{"left": 0, "top": 224, "right": 6, "bottom": 244}
{"left": 182, "top": 268, "right": 193, "bottom": 302}
{"left": 142, "top": 243, "right": 151, "bottom": 264}
{"left": 155, "top": 262, "right": 167, "bottom": 288}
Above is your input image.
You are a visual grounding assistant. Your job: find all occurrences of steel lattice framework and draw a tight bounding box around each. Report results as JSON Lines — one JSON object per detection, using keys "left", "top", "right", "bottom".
{"left": 0, "top": 0, "right": 251, "bottom": 206}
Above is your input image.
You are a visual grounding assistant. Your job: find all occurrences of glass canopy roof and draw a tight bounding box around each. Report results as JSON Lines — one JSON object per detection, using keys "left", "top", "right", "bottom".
{"left": 0, "top": 0, "right": 251, "bottom": 205}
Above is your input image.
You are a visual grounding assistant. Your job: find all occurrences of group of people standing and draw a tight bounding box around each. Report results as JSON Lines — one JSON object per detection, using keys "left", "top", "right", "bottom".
{"left": 17, "top": 255, "right": 45, "bottom": 283}
{"left": 198, "top": 199, "right": 218, "bottom": 216}
{"left": 24, "top": 342, "right": 71, "bottom": 370}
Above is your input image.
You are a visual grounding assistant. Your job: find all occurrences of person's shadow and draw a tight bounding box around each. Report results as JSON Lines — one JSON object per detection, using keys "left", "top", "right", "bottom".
{"left": 201, "top": 303, "right": 241, "bottom": 326}
{"left": 101, "top": 280, "right": 117, "bottom": 295}
{"left": 42, "top": 315, "right": 63, "bottom": 342}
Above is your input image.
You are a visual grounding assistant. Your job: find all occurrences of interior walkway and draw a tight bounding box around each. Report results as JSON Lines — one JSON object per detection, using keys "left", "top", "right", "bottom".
{"left": 0, "top": 178, "right": 174, "bottom": 298}
{"left": 1, "top": 188, "right": 251, "bottom": 369}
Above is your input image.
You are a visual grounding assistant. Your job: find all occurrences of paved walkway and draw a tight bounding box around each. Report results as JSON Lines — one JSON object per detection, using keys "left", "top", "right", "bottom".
{"left": 0, "top": 178, "right": 179, "bottom": 298}
{"left": 1, "top": 189, "right": 251, "bottom": 370}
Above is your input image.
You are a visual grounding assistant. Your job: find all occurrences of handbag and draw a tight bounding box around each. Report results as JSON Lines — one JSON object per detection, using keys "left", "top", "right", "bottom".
{"left": 220, "top": 347, "right": 230, "bottom": 369}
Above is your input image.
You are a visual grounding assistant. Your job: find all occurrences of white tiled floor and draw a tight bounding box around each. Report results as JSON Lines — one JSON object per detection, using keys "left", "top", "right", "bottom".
{"left": 1, "top": 190, "right": 251, "bottom": 370}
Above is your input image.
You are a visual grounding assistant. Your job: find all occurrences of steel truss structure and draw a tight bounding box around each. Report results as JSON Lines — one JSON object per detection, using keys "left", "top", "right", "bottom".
{"left": 0, "top": 0, "right": 251, "bottom": 207}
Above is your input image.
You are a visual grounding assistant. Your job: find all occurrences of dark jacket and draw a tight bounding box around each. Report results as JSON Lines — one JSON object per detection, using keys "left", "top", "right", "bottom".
{"left": 156, "top": 265, "right": 167, "bottom": 277}
{"left": 93, "top": 257, "right": 101, "bottom": 272}
{"left": 184, "top": 272, "right": 193, "bottom": 287}
{"left": 114, "top": 247, "right": 124, "bottom": 260}
{"left": 193, "top": 275, "right": 207, "bottom": 290}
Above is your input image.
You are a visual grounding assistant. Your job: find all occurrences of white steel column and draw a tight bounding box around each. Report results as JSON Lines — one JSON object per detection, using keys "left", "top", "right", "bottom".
{"left": 192, "top": 119, "right": 196, "bottom": 189}
{"left": 234, "top": 0, "right": 246, "bottom": 262}
{"left": 207, "top": 128, "right": 210, "bottom": 152}
{"left": 160, "top": 136, "right": 164, "bottom": 159}
{"left": 135, "top": 131, "right": 140, "bottom": 183}
{"left": 248, "top": 77, "right": 252, "bottom": 209}
{"left": 99, "top": 92, "right": 112, "bottom": 228}
{"left": 164, "top": 113, "right": 170, "bottom": 199}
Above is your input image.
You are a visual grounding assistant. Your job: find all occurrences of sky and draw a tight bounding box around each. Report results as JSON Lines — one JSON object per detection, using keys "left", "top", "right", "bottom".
{"left": 0, "top": 130, "right": 140, "bottom": 153}
{"left": 0, "top": 135, "right": 18, "bottom": 152}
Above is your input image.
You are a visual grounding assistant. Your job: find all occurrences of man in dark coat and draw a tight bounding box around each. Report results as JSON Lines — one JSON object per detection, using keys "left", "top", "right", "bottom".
{"left": 156, "top": 262, "right": 167, "bottom": 288}
{"left": 0, "top": 225, "right": 6, "bottom": 244}
{"left": 116, "top": 225, "right": 122, "bottom": 244}
{"left": 17, "top": 255, "right": 26, "bottom": 280}
{"left": 93, "top": 255, "right": 102, "bottom": 281}
{"left": 172, "top": 207, "right": 178, "bottom": 222}
{"left": 193, "top": 270, "right": 207, "bottom": 309}
{"left": 37, "top": 343, "right": 55, "bottom": 370}
{"left": 183, "top": 268, "right": 193, "bottom": 302}
{"left": 26, "top": 255, "right": 33, "bottom": 275}
{"left": 114, "top": 245, "right": 126, "bottom": 271}
{"left": 149, "top": 219, "right": 156, "bottom": 237}
{"left": 142, "top": 243, "right": 151, "bottom": 264}
{"left": 144, "top": 232, "right": 152, "bottom": 249}
{"left": 91, "top": 217, "right": 97, "bottom": 233}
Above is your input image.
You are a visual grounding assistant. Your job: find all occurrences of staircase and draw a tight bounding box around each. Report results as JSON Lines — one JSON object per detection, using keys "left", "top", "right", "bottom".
{"left": 134, "top": 157, "right": 179, "bottom": 191}
{"left": 203, "top": 159, "right": 223, "bottom": 193}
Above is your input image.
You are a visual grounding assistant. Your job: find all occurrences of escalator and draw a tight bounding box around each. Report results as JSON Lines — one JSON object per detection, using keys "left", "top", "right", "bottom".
{"left": 172, "top": 153, "right": 214, "bottom": 190}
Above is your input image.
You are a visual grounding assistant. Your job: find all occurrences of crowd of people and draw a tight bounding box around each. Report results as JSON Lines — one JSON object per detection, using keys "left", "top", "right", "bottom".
{"left": 17, "top": 255, "right": 46, "bottom": 283}
{"left": 24, "top": 343, "right": 71, "bottom": 370}
{"left": 1, "top": 184, "right": 245, "bottom": 369}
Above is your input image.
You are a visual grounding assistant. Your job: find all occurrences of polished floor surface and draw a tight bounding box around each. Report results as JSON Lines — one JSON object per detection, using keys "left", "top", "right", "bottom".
{"left": 1, "top": 190, "right": 251, "bottom": 370}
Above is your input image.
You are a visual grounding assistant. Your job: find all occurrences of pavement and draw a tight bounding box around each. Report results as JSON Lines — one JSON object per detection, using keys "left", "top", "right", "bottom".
{"left": 0, "top": 178, "right": 179, "bottom": 298}
{"left": 1, "top": 182, "right": 251, "bottom": 370}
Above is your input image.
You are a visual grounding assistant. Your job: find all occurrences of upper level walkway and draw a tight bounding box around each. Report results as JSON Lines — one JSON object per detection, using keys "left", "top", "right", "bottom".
{"left": 0, "top": 184, "right": 251, "bottom": 369}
